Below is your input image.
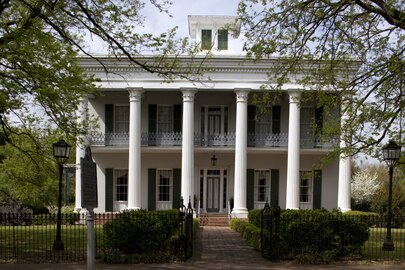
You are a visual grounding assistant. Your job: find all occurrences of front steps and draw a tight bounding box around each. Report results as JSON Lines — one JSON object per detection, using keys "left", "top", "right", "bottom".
{"left": 199, "top": 213, "right": 229, "bottom": 227}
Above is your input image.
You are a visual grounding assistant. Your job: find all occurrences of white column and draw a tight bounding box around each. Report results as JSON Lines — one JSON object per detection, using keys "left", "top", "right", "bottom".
{"left": 286, "top": 91, "right": 301, "bottom": 210}
{"left": 232, "top": 89, "right": 250, "bottom": 218}
{"left": 74, "top": 96, "right": 88, "bottom": 213}
{"left": 127, "top": 88, "right": 144, "bottom": 210}
{"left": 181, "top": 88, "right": 197, "bottom": 207}
{"left": 338, "top": 94, "right": 352, "bottom": 212}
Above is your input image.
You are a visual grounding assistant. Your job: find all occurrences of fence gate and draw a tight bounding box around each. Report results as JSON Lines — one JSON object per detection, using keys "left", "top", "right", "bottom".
{"left": 261, "top": 202, "right": 281, "bottom": 262}
{"left": 179, "top": 198, "right": 194, "bottom": 261}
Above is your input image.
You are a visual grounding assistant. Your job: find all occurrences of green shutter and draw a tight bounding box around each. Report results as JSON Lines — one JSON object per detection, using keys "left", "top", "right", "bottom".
{"left": 173, "top": 104, "right": 182, "bottom": 132}
{"left": 105, "top": 168, "right": 114, "bottom": 212}
{"left": 148, "top": 168, "right": 157, "bottom": 211}
{"left": 313, "top": 170, "right": 322, "bottom": 209}
{"left": 270, "top": 169, "right": 279, "bottom": 207}
{"left": 172, "top": 168, "right": 181, "bottom": 209}
{"left": 105, "top": 104, "right": 114, "bottom": 133}
{"left": 247, "top": 169, "right": 255, "bottom": 210}
{"left": 247, "top": 105, "right": 256, "bottom": 134}
{"left": 272, "top": 106, "right": 281, "bottom": 134}
{"left": 148, "top": 104, "right": 157, "bottom": 146}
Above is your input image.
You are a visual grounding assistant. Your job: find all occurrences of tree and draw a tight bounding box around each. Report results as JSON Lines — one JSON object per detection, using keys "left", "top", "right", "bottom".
{"left": 238, "top": 0, "right": 404, "bottom": 158}
{"left": 0, "top": 0, "right": 197, "bottom": 154}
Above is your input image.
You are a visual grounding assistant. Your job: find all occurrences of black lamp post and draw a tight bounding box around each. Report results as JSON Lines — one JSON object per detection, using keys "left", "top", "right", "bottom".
{"left": 381, "top": 140, "right": 401, "bottom": 251}
{"left": 211, "top": 154, "right": 218, "bottom": 166}
{"left": 53, "top": 139, "right": 71, "bottom": 251}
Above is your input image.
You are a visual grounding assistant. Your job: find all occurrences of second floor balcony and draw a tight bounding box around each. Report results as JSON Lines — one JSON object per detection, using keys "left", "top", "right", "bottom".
{"left": 88, "top": 131, "right": 338, "bottom": 149}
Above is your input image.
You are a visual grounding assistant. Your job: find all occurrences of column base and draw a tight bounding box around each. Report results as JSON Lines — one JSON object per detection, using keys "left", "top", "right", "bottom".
{"left": 339, "top": 207, "right": 352, "bottom": 213}
{"left": 79, "top": 209, "right": 88, "bottom": 225}
{"left": 127, "top": 206, "right": 141, "bottom": 211}
{"left": 382, "top": 239, "right": 395, "bottom": 251}
{"left": 231, "top": 208, "right": 248, "bottom": 219}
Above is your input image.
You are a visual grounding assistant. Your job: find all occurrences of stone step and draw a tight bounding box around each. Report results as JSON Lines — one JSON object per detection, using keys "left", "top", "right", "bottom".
{"left": 199, "top": 214, "right": 229, "bottom": 227}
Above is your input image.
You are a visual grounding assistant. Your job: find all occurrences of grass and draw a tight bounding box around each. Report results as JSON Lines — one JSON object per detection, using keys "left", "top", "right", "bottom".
{"left": 362, "top": 228, "right": 405, "bottom": 260}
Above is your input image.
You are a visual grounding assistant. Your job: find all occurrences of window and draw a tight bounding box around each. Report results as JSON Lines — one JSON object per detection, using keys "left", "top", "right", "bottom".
{"left": 157, "top": 170, "right": 172, "bottom": 202}
{"left": 300, "top": 107, "right": 315, "bottom": 141}
{"left": 157, "top": 105, "right": 173, "bottom": 133}
{"left": 218, "top": 29, "right": 228, "bottom": 50}
{"left": 115, "top": 169, "right": 128, "bottom": 201}
{"left": 255, "top": 170, "right": 270, "bottom": 202}
{"left": 114, "top": 105, "right": 129, "bottom": 132}
{"left": 256, "top": 107, "right": 272, "bottom": 135}
{"left": 300, "top": 171, "right": 313, "bottom": 203}
{"left": 201, "top": 29, "right": 212, "bottom": 50}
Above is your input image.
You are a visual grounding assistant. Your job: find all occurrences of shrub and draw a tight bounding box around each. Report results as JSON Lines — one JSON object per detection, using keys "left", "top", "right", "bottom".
{"left": 248, "top": 209, "right": 261, "bottom": 228}
{"left": 230, "top": 219, "right": 261, "bottom": 251}
{"left": 103, "top": 209, "right": 177, "bottom": 255}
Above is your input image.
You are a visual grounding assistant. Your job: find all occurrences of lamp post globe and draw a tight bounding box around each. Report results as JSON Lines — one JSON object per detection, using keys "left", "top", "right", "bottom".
{"left": 52, "top": 139, "right": 71, "bottom": 251}
{"left": 381, "top": 140, "right": 401, "bottom": 251}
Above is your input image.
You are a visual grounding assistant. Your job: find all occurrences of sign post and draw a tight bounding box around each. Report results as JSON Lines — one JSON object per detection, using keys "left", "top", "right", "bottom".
{"left": 81, "top": 147, "right": 98, "bottom": 270}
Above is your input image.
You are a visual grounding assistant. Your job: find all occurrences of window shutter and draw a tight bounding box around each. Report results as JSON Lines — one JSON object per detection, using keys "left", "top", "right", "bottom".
{"left": 272, "top": 106, "right": 281, "bottom": 134}
{"left": 172, "top": 168, "right": 181, "bottom": 209}
{"left": 148, "top": 104, "right": 157, "bottom": 146}
{"left": 247, "top": 169, "right": 255, "bottom": 210}
{"left": 270, "top": 169, "right": 279, "bottom": 207}
{"left": 148, "top": 168, "right": 157, "bottom": 211}
{"left": 173, "top": 104, "right": 182, "bottom": 132}
{"left": 105, "top": 168, "right": 114, "bottom": 212}
{"left": 313, "top": 170, "right": 322, "bottom": 209}
{"left": 105, "top": 104, "right": 114, "bottom": 133}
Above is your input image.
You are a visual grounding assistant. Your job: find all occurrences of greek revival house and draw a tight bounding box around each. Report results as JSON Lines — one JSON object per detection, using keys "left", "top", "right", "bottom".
{"left": 74, "top": 15, "right": 355, "bottom": 218}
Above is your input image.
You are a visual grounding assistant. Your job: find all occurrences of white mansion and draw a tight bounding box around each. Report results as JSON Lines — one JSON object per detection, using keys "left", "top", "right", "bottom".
{"left": 74, "top": 15, "right": 355, "bottom": 218}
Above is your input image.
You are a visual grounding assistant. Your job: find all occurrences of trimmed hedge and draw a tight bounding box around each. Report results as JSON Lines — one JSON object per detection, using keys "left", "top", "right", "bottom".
{"left": 230, "top": 219, "right": 261, "bottom": 251}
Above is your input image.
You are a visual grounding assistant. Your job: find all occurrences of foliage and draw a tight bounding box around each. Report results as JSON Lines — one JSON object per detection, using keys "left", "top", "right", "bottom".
{"left": 240, "top": 209, "right": 370, "bottom": 259}
{"left": 351, "top": 164, "right": 384, "bottom": 211}
{"left": 0, "top": 0, "right": 199, "bottom": 162}
{"left": 230, "top": 218, "right": 261, "bottom": 251}
{"left": 0, "top": 131, "right": 66, "bottom": 208}
{"left": 103, "top": 209, "right": 178, "bottom": 255}
{"left": 238, "top": 0, "right": 405, "bottom": 157}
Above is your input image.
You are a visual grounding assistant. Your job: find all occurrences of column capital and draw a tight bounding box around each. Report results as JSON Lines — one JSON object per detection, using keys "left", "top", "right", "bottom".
{"left": 127, "top": 87, "right": 144, "bottom": 102}
{"left": 181, "top": 88, "right": 197, "bottom": 102}
{"left": 288, "top": 90, "right": 301, "bottom": 104}
{"left": 234, "top": 88, "right": 251, "bottom": 103}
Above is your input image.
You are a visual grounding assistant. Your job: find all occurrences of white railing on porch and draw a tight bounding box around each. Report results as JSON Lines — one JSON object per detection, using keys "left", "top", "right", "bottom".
{"left": 89, "top": 131, "right": 337, "bottom": 149}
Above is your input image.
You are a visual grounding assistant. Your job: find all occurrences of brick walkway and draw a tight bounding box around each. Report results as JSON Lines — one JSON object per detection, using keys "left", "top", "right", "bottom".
{"left": 0, "top": 226, "right": 404, "bottom": 270}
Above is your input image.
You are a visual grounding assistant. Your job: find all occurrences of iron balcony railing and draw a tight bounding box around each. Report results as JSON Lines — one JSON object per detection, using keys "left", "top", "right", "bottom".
{"left": 88, "top": 131, "right": 338, "bottom": 149}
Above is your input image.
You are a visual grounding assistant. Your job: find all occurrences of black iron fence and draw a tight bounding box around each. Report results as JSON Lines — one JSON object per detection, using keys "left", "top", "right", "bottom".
{"left": 260, "top": 204, "right": 405, "bottom": 262}
{"left": 0, "top": 207, "right": 194, "bottom": 263}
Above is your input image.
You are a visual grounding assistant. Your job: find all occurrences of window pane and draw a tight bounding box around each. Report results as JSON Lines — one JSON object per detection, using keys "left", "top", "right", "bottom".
{"left": 202, "top": 29, "right": 212, "bottom": 50}
{"left": 218, "top": 29, "right": 228, "bottom": 50}
{"left": 157, "top": 105, "right": 173, "bottom": 133}
{"left": 300, "top": 171, "right": 313, "bottom": 203}
{"left": 256, "top": 107, "right": 272, "bottom": 134}
{"left": 255, "top": 170, "right": 270, "bottom": 202}
{"left": 115, "top": 169, "right": 128, "bottom": 201}
{"left": 114, "top": 105, "right": 129, "bottom": 132}
{"left": 157, "top": 170, "right": 172, "bottom": 202}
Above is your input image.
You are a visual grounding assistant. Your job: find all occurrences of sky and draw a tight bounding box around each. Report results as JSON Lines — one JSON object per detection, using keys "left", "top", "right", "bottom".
{"left": 86, "top": 0, "right": 243, "bottom": 54}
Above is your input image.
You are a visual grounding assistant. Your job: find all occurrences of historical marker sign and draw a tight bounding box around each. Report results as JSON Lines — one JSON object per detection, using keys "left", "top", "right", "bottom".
{"left": 81, "top": 147, "right": 98, "bottom": 209}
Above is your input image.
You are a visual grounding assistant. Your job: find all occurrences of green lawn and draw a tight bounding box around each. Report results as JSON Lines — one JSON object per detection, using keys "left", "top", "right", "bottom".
{"left": 362, "top": 228, "right": 405, "bottom": 260}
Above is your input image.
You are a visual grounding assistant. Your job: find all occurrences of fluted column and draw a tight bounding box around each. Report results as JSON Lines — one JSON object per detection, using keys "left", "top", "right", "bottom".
{"left": 232, "top": 89, "right": 250, "bottom": 218}
{"left": 338, "top": 94, "right": 352, "bottom": 212}
{"left": 75, "top": 96, "right": 88, "bottom": 213}
{"left": 127, "top": 88, "right": 144, "bottom": 210}
{"left": 286, "top": 91, "right": 301, "bottom": 210}
{"left": 181, "top": 88, "right": 197, "bottom": 206}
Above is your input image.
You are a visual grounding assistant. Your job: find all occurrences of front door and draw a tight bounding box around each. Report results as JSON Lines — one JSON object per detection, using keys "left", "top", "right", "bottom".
{"left": 207, "top": 176, "right": 220, "bottom": 212}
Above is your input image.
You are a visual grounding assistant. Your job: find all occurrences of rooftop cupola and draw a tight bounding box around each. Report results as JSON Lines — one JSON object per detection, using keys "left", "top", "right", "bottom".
{"left": 188, "top": 15, "right": 241, "bottom": 54}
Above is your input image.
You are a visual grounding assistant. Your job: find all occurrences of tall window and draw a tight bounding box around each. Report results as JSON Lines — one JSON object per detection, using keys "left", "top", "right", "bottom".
{"left": 202, "top": 29, "right": 212, "bottom": 50}
{"left": 218, "top": 29, "right": 228, "bottom": 50}
{"left": 300, "top": 107, "right": 315, "bottom": 141}
{"left": 115, "top": 169, "right": 128, "bottom": 201}
{"left": 256, "top": 107, "right": 272, "bottom": 135}
{"left": 114, "top": 105, "right": 129, "bottom": 132}
{"left": 300, "top": 171, "right": 313, "bottom": 203}
{"left": 157, "top": 105, "right": 173, "bottom": 133}
{"left": 157, "top": 170, "right": 172, "bottom": 202}
{"left": 255, "top": 170, "right": 270, "bottom": 202}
